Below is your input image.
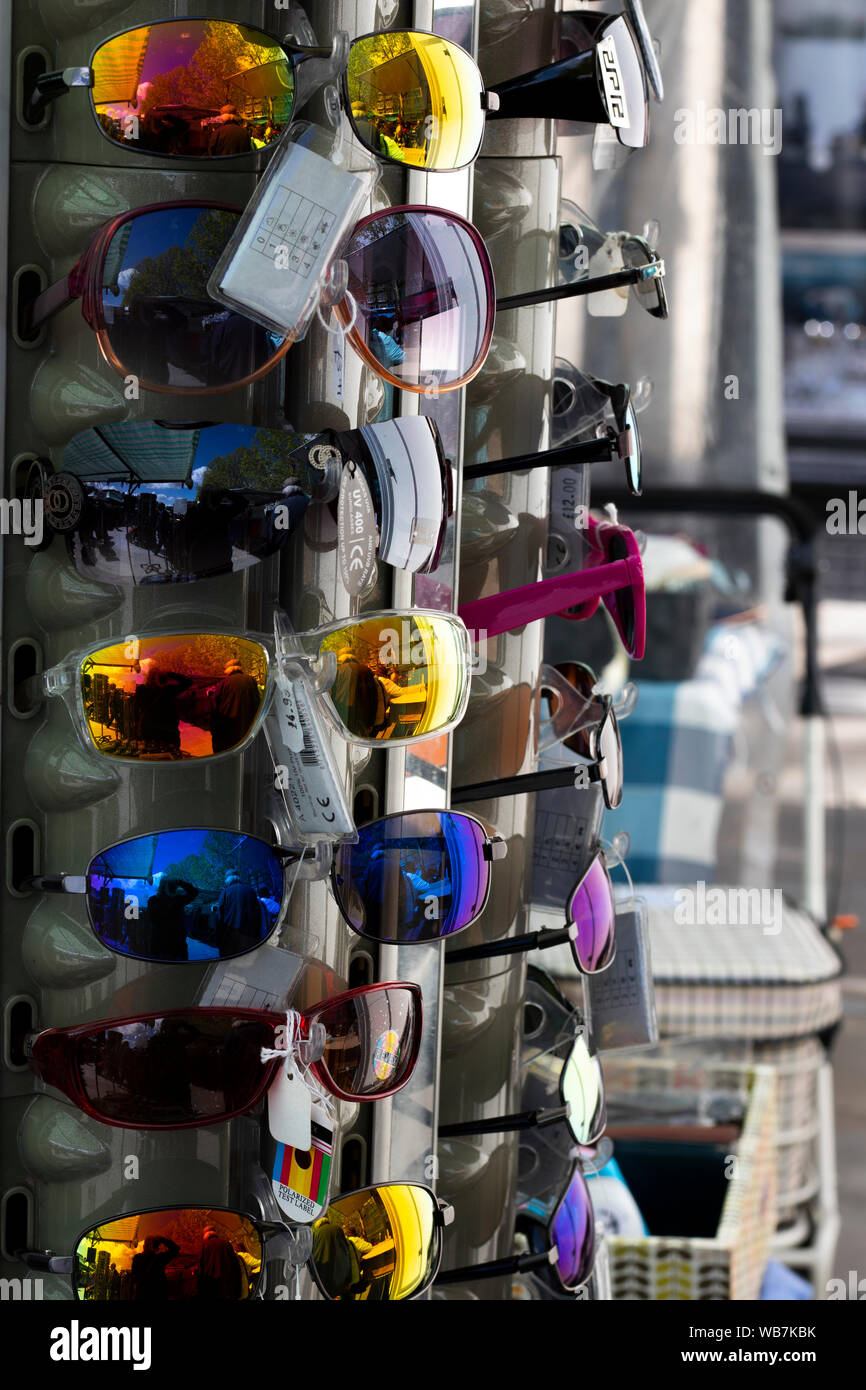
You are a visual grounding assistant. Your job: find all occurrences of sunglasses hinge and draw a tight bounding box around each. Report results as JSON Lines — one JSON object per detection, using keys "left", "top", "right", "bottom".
{"left": 480, "top": 92, "right": 500, "bottom": 113}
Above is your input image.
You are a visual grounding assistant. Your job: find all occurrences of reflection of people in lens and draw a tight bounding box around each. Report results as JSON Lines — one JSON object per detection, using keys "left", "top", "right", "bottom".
{"left": 207, "top": 105, "right": 252, "bottom": 156}
{"left": 131, "top": 1235, "right": 180, "bottom": 1301}
{"left": 370, "top": 316, "right": 405, "bottom": 374}
{"left": 135, "top": 660, "right": 193, "bottom": 754}
{"left": 378, "top": 121, "right": 406, "bottom": 160}
{"left": 147, "top": 877, "right": 198, "bottom": 960}
{"left": 311, "top": 1220, "right": 357, "bottom": 1299}
{"left": 215, "top": 871, "right": 264, "bottom": 949}
{"left": 211, "top": 657, "right": 261, "bottom": 753}
{"left": 332, "top": 647, "right": 380, "bottom": 736}
{"left": 108, "top": 1263, "right": 121, "bottom": 1300}
{"left": 197, "top": 1226, "right": 243, "bottom": 1300}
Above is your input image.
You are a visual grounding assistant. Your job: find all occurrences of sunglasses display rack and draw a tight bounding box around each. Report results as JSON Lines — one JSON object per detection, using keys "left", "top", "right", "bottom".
{"left": 0, "top": 0, "right": 630, "bottom": 1306}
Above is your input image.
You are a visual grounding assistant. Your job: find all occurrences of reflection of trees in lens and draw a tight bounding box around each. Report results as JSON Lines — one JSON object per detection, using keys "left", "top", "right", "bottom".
{"left": 120, "top": 210, "right": 238, "bottom": 306}
{"left": 161, "top": 832, "right": 281, "bottom": 901}
{"left": 119, "top": 23, "right": 290, "bottom": 125}
{"left": 200, "top": 428, "right": 309, "bottom": 491}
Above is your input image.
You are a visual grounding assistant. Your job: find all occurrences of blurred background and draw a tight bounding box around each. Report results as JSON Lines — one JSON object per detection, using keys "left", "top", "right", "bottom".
{"left": 546, "top": 0, "right": 865, "bottom": 1283}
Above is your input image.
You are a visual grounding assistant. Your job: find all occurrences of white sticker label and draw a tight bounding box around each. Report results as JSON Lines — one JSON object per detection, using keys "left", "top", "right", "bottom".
{"left": 265, "top": 670, "right": 355, "bottom": 839}
{"left": 276, "top": 681, "right": 306, "bottom": 754}
{"left": 267, "top": 1059, "right": 312, "bottom": 1150}
{"left": 597, "top": 35, "right": 630, "bottom": 129}
{"left": 338, "top": 460, "right": 378, "bottom": 595}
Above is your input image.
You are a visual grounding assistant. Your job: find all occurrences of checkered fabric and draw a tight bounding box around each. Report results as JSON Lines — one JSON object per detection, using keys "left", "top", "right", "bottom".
{"left": 639, "top": 883, "right": 843, "bottom": 1039}
{"left": 603, "top": 623, "right": 786, "bottom": 883}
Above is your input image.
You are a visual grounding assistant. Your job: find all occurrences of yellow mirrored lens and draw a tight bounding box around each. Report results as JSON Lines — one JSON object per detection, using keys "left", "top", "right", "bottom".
{"left": 73, "top": 1209, "right": 262, "bottom": 1301}
{"left": 311, "top": 1184, "right": 438, "bottom": 1300}
{"left": 321, "top": 615, "right": 469, "bottom": 741}
{"left": 346, "top": 32, "right": 484, "bottom": 171}
{"left": 81, "top": 634, "right": 267, "bottom": 760}
{"left": 92, "top": 21, "right": 293, "bottom": 155}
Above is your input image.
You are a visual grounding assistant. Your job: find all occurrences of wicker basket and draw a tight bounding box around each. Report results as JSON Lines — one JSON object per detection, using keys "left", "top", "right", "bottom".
{"left": 602, "top": 1058, "right": 778, "bottom": 1300}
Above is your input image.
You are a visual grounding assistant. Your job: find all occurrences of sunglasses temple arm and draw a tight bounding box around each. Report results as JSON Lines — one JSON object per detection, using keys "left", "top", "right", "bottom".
{"left": 26, "top": 67, "right": 87, "bottom": 121}
{"left": 18, "top": 874, "right": 87, "bottom": 895}
{"left": 457, "top": 560, "right": 631, "bottom": 640}
{"left": 496, "top": 266, "right": 648, "bottom": 314}
{"left": 17, "top": 1249, "right": 74, "bottom": 1275}
{"left": 26, "top": 273, "right": 79, "bottom": 334}
{"left": 439, "top": 1105, "right": 569, "bottom": 1138}
{"left": 436, "top": 1249, "right": 557, "bottom": 1286}
{"left": 452, "top": 764, "right": 584, "bottom": 805}
{"left": 445, "top": 924, "right": 576, "bottom": 964}
{"left": 463, "top": 437, "right": 610, "bottom": 481}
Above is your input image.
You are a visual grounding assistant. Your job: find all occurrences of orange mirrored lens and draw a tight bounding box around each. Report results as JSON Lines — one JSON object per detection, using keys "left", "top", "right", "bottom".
{"left": 92, "top": 21, "right": 293, "bottom": 157}
{"left": 320, "top": 615, "right": 469, "bottom": 741}
{"left": 73, "top": 1209, "right": 262, "bottom": 1301}
{"left": 311, "top": 1184, "right": 438, "bottom": 1300}
{"left": 81, "top": 634, "right": 267, "bottom": 760}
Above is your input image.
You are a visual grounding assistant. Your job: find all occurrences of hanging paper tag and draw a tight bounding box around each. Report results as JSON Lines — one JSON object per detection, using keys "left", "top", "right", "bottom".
{"left": 264, "top": 660, "right": 356, "bottom": 843}
{"left": 337, "top": 459, "right": 378, "bottom": 595}
{"left": 207, "top": 139, "right": 371, "bottom": 341}
{"left": 587, "top": 241, "right": 629, "bottom": 318}
{"left": 268, "top": 1057, "right": 312, "bottom": 1151}
{"left": 270, "top": 1097, "right": 335, "bottom": 1224}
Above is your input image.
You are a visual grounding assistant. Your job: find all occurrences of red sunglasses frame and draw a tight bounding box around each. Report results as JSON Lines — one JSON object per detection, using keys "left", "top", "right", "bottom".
{"left": 25, "top": 199, "right": 293, "bottom": 397}
{"left": 28, "top": 984, "right": 423, "bottom": 1129}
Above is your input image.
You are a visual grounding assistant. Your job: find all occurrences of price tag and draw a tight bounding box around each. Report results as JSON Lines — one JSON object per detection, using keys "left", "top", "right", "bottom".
{"left": 264, "top": 662, "right": 356, "bottom": 842}
{"left": 209, "top": 142, "right": 368, "bottom": 340}
{"left": 267, "top": 1058, "right": 312, "bottom": 1151}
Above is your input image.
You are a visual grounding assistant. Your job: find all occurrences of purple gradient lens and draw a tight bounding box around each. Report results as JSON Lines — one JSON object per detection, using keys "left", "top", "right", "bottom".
{"left": 332, "top": 810, "right": 489, "bottom": 944}
{"left": 342, "top": 207, "right": 495, "bottom": 393}
{"left": 551, "top": 1165, "right": 595, "bottom": 1290}
{"left": 566, "top": 854, "right": 616, "bottom": 973}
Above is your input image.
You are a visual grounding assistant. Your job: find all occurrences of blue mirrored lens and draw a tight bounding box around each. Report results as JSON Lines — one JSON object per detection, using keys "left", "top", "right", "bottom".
{"left": 87, "top": 829, "right": 283, "bottom": 962}
{"left": 332, "top": 810, "right": 488, "bottom": 943}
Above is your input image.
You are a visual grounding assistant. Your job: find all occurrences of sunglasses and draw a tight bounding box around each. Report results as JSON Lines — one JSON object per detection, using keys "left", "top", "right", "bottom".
{"left": 445, "top": 847, "right": 617, "bottom": 977}
{"left": 28, "top": 610, "right": 471, "bottom": 759}
{"left": 464, "top": 383, "right": 642, "bottom": 496}
{"left": 458, "top": 514, "right": 646, "bottom": 660}
{"left": 558, "top": 200, "right": 668, "bottom": 322}
{"left": 27, "top": 13, "right": 648, "bottom": 168}
{"left": 436, "top": 1162, "right": 595, "bottom": 1293}
{"left": 455, "top": 665, "right": 623, "bottom": 812}
{"left": 28, "top": 415, "right": 452, "bottom": 585}
{"left": 439, "top": 997, "right": 605, "bottom": 1147}
{"left": 24, "top": 812, "right": 506, "bottom": 963}
{"left": 27, "top": 988, "right": 423, "bottom": 1128}
{"left": 498, "top": 246, "right": 665, "bottom": 329}
{"left": 18, "top": 1183, "right": 453, "bottom": 1301}
{"left": 24, "top": 201, "right": 495, "bottom": 397}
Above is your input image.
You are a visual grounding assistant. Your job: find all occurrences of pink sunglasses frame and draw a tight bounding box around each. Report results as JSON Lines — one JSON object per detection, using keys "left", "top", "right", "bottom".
{"left": 458, "top": 514, "right": 646, "bottom": 659}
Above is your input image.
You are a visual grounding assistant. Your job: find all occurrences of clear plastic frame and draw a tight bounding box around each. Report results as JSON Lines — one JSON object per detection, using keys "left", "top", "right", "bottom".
{"left": 33, "top": 607, "right": 473, "bottom": 764}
